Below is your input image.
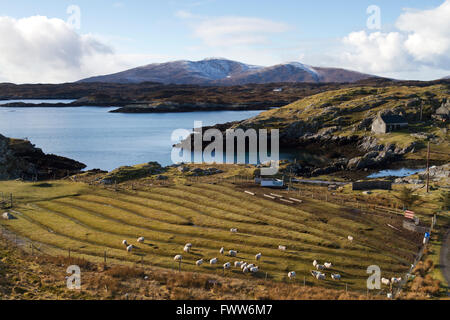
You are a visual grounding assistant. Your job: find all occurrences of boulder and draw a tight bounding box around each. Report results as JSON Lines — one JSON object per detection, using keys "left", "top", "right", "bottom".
{"left": 2, "top": 212, "right": 14, "bottom": 220}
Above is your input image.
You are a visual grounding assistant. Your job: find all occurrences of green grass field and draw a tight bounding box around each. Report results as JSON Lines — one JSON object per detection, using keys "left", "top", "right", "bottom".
{"left": 0, "top": 180, "right": 423, "bottom": 292}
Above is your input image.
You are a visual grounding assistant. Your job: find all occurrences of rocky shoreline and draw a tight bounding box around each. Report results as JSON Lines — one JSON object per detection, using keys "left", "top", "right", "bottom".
{"left": 109, "top": 101, "right": 282, "bottom": 113}
{"left": 0, "top": 134, "right": 86, "bottom": 181}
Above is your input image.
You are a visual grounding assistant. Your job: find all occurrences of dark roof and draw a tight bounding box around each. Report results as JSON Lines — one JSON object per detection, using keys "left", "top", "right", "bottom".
{"left": 380, "top": 114, "right": 408, "bottom": 124}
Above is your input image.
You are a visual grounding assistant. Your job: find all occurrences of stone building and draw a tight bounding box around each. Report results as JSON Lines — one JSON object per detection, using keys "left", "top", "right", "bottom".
{"left": 433, "top": 100, "right": 449, "bottom": 122}
{"left": 371, "top": 113, "right": 408, "bottom": 134}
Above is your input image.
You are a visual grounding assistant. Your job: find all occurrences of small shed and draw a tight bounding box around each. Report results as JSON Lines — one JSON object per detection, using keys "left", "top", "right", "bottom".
{"left": 371, "top": 114, "right": 408, "bottom": 134}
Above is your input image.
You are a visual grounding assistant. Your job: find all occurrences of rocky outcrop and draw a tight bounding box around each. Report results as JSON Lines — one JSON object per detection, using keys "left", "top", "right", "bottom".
{"left": 0, "top": 134, "right": 86, "bottom": 181}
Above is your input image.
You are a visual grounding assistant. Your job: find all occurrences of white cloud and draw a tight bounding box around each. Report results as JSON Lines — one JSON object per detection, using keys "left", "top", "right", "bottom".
{"left": 0, "top": 15, "right": 166, "bottom": 83}
{"left": 192, "top": 16, "right": 289, "bottom": 47}
{"left": 175, "top": 12, "right": 289, "bottom": 65}
{"left": 340, "top": 0, "right": 450, "bottom": 78}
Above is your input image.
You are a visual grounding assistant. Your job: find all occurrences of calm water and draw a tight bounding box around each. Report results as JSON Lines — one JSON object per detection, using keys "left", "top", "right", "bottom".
{"left": 0, "top": 106, "right": 263, "bottom": 171}
{"left": 0, "top": 99, "right": 75, "bottom": 105}
{"left": 368, "top": 168, "right": 424, "bottom": 178}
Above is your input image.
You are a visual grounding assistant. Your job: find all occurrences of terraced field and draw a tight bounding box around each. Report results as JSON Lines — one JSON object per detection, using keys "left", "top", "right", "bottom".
{"left": 0, "top": 180, "right": 421, "bottom": 292}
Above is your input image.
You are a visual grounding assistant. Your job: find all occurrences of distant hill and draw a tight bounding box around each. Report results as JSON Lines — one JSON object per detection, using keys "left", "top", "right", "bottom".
{"left": 78, "top": 58, "right": 381, "bottom": 85}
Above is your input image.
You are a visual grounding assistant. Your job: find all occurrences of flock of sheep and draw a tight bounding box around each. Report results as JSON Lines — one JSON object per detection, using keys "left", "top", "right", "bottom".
{"left": 174, "top": 243, "right": 263, "bottom": 274}
{"left": 121, "top": 232, "right": 399, "bottom": 290}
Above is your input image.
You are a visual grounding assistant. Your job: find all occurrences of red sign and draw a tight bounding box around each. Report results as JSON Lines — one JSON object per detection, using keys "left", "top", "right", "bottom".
{"left": 404, "top": 210, "right": 415, "bottom": 220}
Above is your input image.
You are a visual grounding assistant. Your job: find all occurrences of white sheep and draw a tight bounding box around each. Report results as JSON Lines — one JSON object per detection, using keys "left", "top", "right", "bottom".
{"left": 183, "top": 246, "right": 191, "bottom": 253}
{"left": 324, "top": 262, "right": 332, "bottom": 269}
{"left": 230, "top": 228, "right": 238, "bottom": 233}
{"left": 240, "top": 262, "right": 248, "bottom": 270}
{"left": 174, "top": 255, "right": 183, "bottom": 261}
{"left": 247, "top": 264, "right": 255, "bottom": 269}
{"left": 196, "top": 259, "right": 203, "bottom": 266}
{"left": 210, "top": 258, "right": 218, "bottom": 265}
{"left": 223, "top": 262, "right": 231, "bottom": 269}
{"left": 381, "top": 278, "right": 390, "bottom": 286}
{"left": 316, "top": 264, "right": 325, "bottom": 271}
{"left": 348, "top": 235, "right": 354, "bottom": 242}
{"left": 234, "top": 261, "right": 242, "bottom": 268}
{"left": 122, "top": 240, "right": 128, "bottom": 246}
{"left": 255, "top": 253, "right": 262, "bottom": 261}
{"left": 288, "top": 271, "right": 296, "bottom": 280}
{"left": 185, "top": 243, "right": 192, "bottom": 248}
{"left": 316, "top": 273, "right": 325, "bottom": 280}
{"left": 137, "top": 237, "right": 145, "bottom": 243}
{"left": 219, "top": 247, "right": 224, "bottom": 255}
{"left": 387, "top": 293, "right": 393, "bottom": 299}
{"left": 313, "top": 260, "right": 318, "bottom": 267}
{"left": 391, "top": 277, "right": 402, "bottom": 284}
{"left": 331, "top": 274, "right": 341, "bottom": 280}
{"left": 126, "top": 245, "right": 133, "bottom": 252}
{"left": 229, "top": 250, "right": 237, "bottom": 257}
{"left": 242, "top": 267, "right": 249, "bottom": 274}
{"left": 278, "top": 245, "right": 287, "bottom": 251}
{"left": 250, "top": 266, "right": 259, "bottom": 273}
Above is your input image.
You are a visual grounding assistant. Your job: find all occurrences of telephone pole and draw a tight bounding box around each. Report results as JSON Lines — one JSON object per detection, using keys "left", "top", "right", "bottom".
{"left": 426, "top": 142, "right": 430, "bottom": 193}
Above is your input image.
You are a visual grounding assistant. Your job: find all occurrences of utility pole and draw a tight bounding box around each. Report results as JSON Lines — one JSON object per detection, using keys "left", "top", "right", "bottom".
{"left": 426, "top": 142, "right": 430, "bottom": 193}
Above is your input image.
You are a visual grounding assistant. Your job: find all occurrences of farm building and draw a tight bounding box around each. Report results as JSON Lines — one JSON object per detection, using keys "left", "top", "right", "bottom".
{"left": 371, "top": 113, "right": 408, "bottom": 134}
{"left": 352, "top": 180, "right": 392, "bottom": 191}
{"left": 433, "top": 101, "right": 449, "bottom": 122}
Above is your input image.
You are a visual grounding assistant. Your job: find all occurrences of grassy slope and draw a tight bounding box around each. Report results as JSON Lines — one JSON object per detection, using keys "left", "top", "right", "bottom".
{"left": 235, "top": 85, "right": 449, "bottom": 159}
{"left": 0, "top": 179, "right": 425, "bottom": 294}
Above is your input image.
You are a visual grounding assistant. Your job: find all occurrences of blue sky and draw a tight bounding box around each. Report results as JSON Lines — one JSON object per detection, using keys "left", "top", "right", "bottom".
{"left": 0, "top": 0, "right": 449, "bottom": 82}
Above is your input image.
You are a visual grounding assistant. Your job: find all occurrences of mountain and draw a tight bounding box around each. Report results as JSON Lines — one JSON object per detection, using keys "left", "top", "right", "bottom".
{"left": 79, "top": 58, "right": 380, "bottom": 85}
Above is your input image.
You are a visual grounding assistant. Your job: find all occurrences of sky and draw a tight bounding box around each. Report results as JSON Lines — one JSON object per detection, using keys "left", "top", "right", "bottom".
{"left": 0, "top": 0, "right": 449, "bottom": 83}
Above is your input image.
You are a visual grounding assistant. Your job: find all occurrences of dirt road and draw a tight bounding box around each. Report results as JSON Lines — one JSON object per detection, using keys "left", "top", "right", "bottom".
{"left": 440, "top": 228, "right": 450, "bottom": 295}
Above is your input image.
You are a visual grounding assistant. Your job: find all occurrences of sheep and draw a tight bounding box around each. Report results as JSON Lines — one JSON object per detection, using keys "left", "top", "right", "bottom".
{"left": 331, "top": 274, "right": 341, "bottom": 280}
{"left": 122, "top": 240, "right": 128, "bottom": 246}
{"left": 324, "top": 262, "right": 332, "bottom": 269}
{"left": 234, "top": 261, "right": 242, "bottom": 268}
{"left": 210, "top": 258, "right": 218, "bottom": 265}
{"left": 247, "top": 264, "right": 255, "bottom": 269}
{"left": 223, "top": 262, "right": 231, "bottom": 270}
{"left": 174, "top": 255, "right": 183, "bottom": 261}
{"left": 311, "top": 270, "right": 319, "bottom": 278}
{"left": 137, "top": 237, "right": 145, "bottom": 243}
{"left": 316, "top": 273, "right": 325, "bottom": 280}
{"left": 242, "top": 267, "right": 249, "bottom": 274}
{"left": 387, "top": 293, "right": 393, "bottom": 299}
{"left": 196, "top": 259, "right": 203, "bottom": 266}
{"left": 255, "top": 253, "right": 262, "bottom": 261}
{"left": 230, "top": 228, "right": 238, "bottom": 233}
{"left": 348, "top": 235, "right": 354, "bottom": 242}
{"left": 183, "top": 245, "right": 191, "bottom": 253}
{"left": 250, "top": 266, "right": 259, "bottom": 273}
{"left": 316, "top": 264, "right": 325, "bottom": 271}
{"left": 381, "top": 278, "right": 391, "bottom": 286}
{"left": 240, "top": 262, "right": 248, "bottom": 270}
{"left": 126, "top": 245, "right": 133, "bottom": 252}
{"left": 219, "top": 247, "right": 224, "bottom": 255}
{"left": 288, "top": 271, "right": 296, "bottom": 280}
{"left": 391, "top": 277, "right": 402, "bottom": 284}
{"left": 185, "top": 243, "right": 192, "bottom": 248}
{"left": 313, "top": 260, "right": 318, "bottom": 267}
{"left": 278, "top": 245, "right": 287, "bottom": 251}
{"left": 229, "top": 250, "right": 237, "bottom": 257}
